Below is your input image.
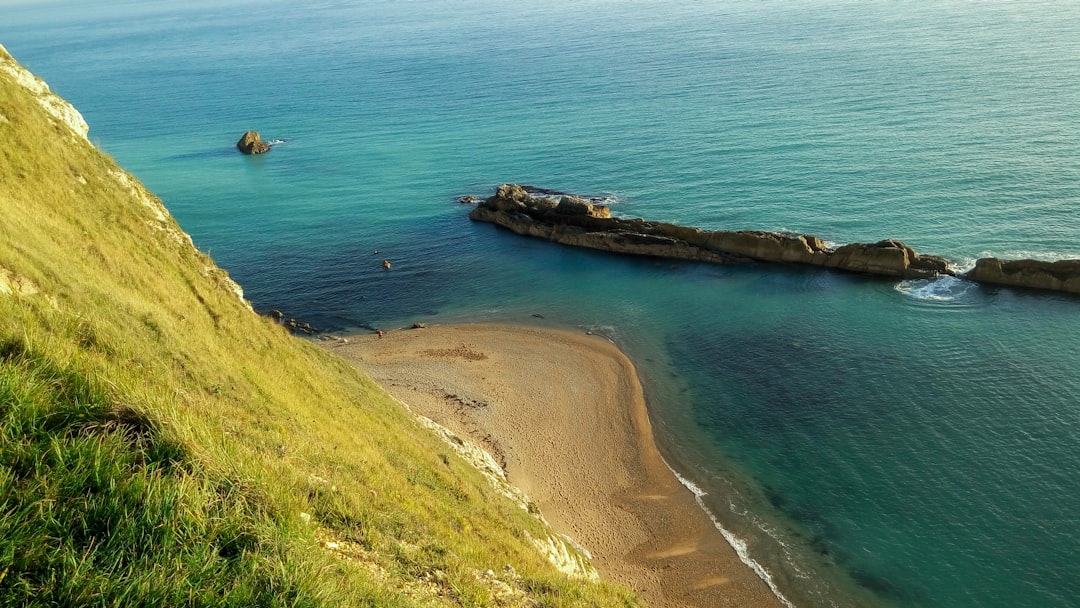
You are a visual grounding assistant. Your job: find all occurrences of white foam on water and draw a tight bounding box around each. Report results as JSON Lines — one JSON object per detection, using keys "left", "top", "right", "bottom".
{"left": 989, "top": 249, "right": 1079, "bottom": 262}
{"left": 666, "top": 464, "right": 798, "bottom": 608}
{"left": 951, "top": 256, "right": 977, "bottom": 274}
{"left": 581, "top": 323, "right": 619, "bottom": 341}
{"left": 894, "top": 275, "right": 976, "bottom": 303}
{"left": 520, "top": 186, "right": 619, "bottom": 206}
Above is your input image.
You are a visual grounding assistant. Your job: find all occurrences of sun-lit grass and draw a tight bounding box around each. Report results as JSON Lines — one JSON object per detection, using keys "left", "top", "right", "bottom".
{"left": 0, "top": 47, "right": 639, "bottom": 607}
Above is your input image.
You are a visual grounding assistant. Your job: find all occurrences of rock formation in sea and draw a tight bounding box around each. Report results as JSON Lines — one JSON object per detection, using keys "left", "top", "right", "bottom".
{"left": 470, "top": 183, "right": 952, "bottom": 280}
{"left": 965, "top": 258, "right": 1080, "bottom": 294}
{"left": 236, "top": 130, "right": 271, "bottom": 154}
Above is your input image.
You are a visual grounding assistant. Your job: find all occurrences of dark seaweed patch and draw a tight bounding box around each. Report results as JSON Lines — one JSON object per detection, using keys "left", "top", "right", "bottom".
{"left": 849, "top": 567, "right": 910, "bottom": 602}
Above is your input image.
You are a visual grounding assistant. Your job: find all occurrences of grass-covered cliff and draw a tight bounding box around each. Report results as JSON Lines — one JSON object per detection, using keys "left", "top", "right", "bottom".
{"left": 0, "top": 45, "right": 636, "bottom": 607}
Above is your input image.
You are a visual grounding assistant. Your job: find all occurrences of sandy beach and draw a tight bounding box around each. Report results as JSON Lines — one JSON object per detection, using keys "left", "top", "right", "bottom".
{"left": 325, "top": 323, "right": 781, "bottom": 608}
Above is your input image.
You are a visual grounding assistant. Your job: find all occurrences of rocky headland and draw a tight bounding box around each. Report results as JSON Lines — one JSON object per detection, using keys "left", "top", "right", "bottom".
{"left": 1, "top": 46, "right": 649, "bottom": 608}
{"left": 469, "top": 184, "right": 1080, "bottom": 295}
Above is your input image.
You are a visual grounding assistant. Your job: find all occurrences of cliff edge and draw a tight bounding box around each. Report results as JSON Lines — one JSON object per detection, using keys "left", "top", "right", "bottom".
{"left": 0, "top": 44, "right": 633, "bottom": 607}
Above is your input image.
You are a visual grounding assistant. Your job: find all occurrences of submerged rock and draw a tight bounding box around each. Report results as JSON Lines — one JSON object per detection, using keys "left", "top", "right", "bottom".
{"left": 236, "top": 130, "right": 271, "bottom": 154}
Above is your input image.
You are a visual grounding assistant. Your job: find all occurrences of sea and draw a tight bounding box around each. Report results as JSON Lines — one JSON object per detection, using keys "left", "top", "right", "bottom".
{"left": 4, "top": 1, "right": 1079, "bottom": 606}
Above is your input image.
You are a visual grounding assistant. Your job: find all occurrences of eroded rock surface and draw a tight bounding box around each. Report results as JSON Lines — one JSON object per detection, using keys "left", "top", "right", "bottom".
{"left": 0, "top": 43, "right": 89, "bottom": 140}
{"left": 236, "top": 130, "right": 271, "bottom": 154}
{"left": 965, "top": 258, "right": 1080, "bottom": 294}
{"left": 470, "top": 184, "right": 953, "bottom": 280}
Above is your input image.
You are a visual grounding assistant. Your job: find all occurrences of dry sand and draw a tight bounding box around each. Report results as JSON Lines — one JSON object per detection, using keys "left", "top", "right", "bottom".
{"left": 325, "top": 323, "right": 781, "bottom": 608}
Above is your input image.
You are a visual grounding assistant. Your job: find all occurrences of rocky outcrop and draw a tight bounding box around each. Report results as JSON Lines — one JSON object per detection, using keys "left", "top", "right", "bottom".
{"left": 236, "top": 130, "right": 271, "bottom": 154}
{"left": 826, "top": 240, "right": 951, "bottom": 278}
{"left": 471, "top": 184, "right": 1080, "bottom": 295}
{"left": 0, "top": 266, "right": 39, "bottom": 297}
{"left": 470, "top": 184, "right": 953, "bottom": 280}
{"left": 965, "top": 258, "right": 1080, "bottom": 294}
{"left": 0, "top": 44, "right": 89, "bottom": 140}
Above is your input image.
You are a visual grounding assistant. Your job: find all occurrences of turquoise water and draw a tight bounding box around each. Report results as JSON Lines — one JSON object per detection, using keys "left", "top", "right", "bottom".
{"left": 5, "top": 1, "right": 1080, "bottom": 606}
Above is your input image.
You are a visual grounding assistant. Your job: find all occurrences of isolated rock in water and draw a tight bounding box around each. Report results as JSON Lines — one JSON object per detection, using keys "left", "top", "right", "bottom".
{"left": 236, "top": 131, "right": 271, "bottom": 154}
{"left": 965, "top": 258, "right": 1080, "bottom": 294}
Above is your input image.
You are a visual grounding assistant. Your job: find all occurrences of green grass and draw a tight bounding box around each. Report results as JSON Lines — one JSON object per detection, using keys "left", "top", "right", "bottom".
{"left": 0, "top": 342, "right": 321, "bottom": 607}
{"left": 0, "top": 46, "right": 639, "bottom": 607}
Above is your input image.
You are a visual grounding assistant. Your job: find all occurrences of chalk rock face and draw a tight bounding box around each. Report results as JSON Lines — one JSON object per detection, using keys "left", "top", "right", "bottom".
{"left": 236, "top": 131, "right": 271, "bottom": 154}
{"left": 0, "top": 44, "right": 89, "bottom": 140}
{"left": 966, "top": 258, "right": 1080, "bottom": 294}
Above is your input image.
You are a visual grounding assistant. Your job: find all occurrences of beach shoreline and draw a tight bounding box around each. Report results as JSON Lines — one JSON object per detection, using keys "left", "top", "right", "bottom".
{"left": 324, "top": 322, "right": 782, "bottom": 608}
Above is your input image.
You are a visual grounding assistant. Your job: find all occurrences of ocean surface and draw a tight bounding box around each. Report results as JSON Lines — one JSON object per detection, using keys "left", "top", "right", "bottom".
{"left": 4, "top": 1, "right": 1079, "bottom": 606}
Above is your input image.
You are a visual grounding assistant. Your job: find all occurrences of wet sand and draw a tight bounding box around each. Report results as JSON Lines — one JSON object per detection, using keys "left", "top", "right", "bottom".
{"left": 325, "top": 323, "right": 781, "bottom": 608}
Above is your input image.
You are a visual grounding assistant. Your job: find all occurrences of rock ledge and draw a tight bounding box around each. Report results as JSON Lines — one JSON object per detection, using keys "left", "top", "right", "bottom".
{"left": 470, "top": 184, "right": 951, "bottom": 280}
{"left": 469, "top": 184, "right": 1080, "bottom": 295}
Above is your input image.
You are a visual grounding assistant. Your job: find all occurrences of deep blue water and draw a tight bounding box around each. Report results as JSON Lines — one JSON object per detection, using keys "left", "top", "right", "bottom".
{"left": 4, "top": 1, "right": 1080, "bottom": 606}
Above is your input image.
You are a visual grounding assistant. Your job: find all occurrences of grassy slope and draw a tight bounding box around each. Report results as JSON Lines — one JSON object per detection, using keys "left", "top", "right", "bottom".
{"left": 0, "top": 47, "right": 637, "bottom": 608}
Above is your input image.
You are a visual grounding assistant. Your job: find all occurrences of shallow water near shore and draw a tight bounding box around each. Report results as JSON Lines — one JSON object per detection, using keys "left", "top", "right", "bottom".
{"left": 5, "top": 1, "right": 1080, "bottom": 606}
